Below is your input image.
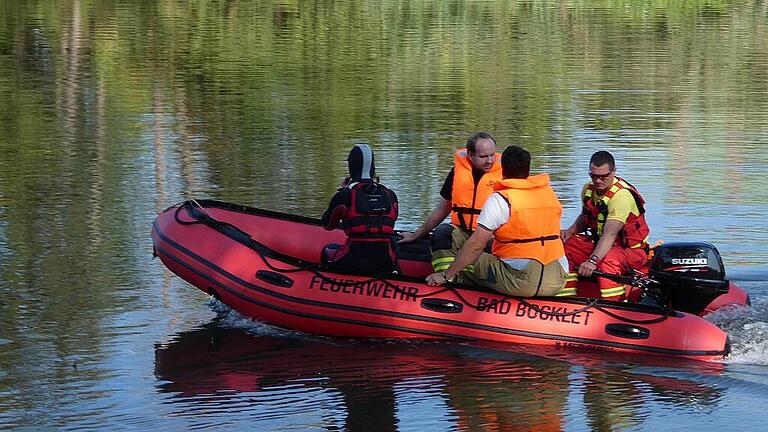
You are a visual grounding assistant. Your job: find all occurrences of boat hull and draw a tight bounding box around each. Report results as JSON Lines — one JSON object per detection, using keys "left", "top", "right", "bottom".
{"left": 151, "top": 200, "right": 740, "bottom": 361}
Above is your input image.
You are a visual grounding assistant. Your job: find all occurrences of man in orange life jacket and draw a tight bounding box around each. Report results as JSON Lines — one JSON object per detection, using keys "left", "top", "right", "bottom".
{"left": 321, "top": 144, "right": 399, "bottom": 273}
{"left": 397, "top": 132, "right": 502, "bottom": 273}
{"left": 425, "top": 145, "right": 568, "bottom": 297}
{"left": 559, "top": 151, "right": 650, "bottom": 301}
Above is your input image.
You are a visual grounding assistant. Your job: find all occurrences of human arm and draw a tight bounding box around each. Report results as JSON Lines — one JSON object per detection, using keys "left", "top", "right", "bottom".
{"left": 577, "top": 189, "right": 636, "bottom": 276}
{"left": 560, "top": 213, "right": 588, "bottom": 243}
{"left": 321, "top": 188, "right": 350, "bottom": 230}
{"left": 426, "top": 225, "right": 493, "bottom": 286}
{"left": 397, "top": 197, "right": 451, "bottom": 243}
{"left": 561, "top": 184, "right": 590, "bottom": 243}
{"left": 577, "top": 219, "right": 623, "bottom": 277}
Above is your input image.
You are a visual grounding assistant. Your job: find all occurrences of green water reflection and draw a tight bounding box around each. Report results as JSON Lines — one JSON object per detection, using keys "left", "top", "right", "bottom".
{"left": 1, "top": 0, "right": 767, "bottom": 428}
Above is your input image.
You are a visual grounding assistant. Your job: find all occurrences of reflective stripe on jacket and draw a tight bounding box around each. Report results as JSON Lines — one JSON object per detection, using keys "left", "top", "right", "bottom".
{"left": 582, "top": 177, "right": 649, "bottom": 248}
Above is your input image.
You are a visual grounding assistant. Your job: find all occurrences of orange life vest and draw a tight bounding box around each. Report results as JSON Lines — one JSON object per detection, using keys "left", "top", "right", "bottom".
{"left": 450, "top": 149, "right": 502, "bottom": 231}
{"left": 491, "top": 174, "right": 565, "bottom": 264}
{"left": 582, "top": 177, "right": 650, "bottom": 248}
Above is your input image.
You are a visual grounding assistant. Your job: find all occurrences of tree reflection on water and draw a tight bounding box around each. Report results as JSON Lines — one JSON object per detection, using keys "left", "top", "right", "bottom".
{"left": 155, "top": 322, "right": 722, "bottom": 431}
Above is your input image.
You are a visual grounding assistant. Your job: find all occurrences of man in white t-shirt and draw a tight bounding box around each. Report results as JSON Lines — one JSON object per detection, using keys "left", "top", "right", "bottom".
{"left": 425, "top": 146, "right": 568, "bottom": 297}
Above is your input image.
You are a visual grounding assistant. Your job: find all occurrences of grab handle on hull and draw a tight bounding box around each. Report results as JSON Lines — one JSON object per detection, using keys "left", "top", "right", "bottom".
{"left": 421, "top": 298, "right": 464, "bottom": 314}
{"left": 256, "top": 270, "right": 294, "bottom": 288}
{"left": 605, "top": 323, "right": 650, "bottom": 339}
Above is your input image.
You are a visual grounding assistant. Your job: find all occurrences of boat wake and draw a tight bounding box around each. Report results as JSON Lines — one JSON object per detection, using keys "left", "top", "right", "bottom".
{"left": 708, "top": 297, "right": 768, "bottom": 366}
{"left": 208, "top": 297, "right": 326, "bottom": 342}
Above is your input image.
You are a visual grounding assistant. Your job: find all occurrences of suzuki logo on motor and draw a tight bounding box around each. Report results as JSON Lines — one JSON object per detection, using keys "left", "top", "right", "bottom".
{"left": 671, "top": 258, "right": 708, "bottom": 265}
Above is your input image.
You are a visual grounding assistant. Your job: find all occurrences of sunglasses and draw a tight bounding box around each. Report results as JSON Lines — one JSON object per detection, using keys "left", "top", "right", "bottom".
{"left": 588, "top": 171, "right": 613, "bottom": 180}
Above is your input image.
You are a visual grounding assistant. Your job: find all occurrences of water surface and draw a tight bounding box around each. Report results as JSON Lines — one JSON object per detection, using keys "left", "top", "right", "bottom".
{"left": 1, "top": 1, "right": 767, "bottom": 430}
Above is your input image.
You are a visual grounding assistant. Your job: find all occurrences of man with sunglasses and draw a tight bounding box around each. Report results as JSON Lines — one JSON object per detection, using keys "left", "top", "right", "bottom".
{"left": 559, "top": 151, "right": 650, "bottom": 301}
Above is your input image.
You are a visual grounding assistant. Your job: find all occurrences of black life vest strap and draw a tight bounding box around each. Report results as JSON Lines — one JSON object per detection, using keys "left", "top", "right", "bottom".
{"left": 341, "top": 216, "right": 396, "bottom": 229}
{"left": 452, "top": 205, "right": 481, "bottom": 231}
{"left": 452, "top": 205, "right": 482, "bottom": 215}
{"left": 495, "top": 234, "right": 560, "bottom": 246}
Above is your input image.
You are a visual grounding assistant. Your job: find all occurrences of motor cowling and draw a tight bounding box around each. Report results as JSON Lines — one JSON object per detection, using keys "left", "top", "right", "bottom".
{"left": 648, "top": 242, "right": 729, "bottom": 315}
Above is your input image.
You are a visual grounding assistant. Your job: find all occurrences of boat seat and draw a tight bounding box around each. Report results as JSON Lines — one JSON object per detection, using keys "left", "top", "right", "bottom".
{"left": 394, "top": 238, "right": 432, "bottom": 263}
{"left": 321, "top": 241, "right": 396, "bottom": 274}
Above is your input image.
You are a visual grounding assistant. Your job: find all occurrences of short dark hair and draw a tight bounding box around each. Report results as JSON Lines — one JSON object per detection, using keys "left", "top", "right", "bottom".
{"left": 466, "top": 131, "right": 496, "bottom": 153}
{"left": 590, "top": 151, "right": 615, "bottom": 170}
{"left": 501, "top": 145, "right": 531, "bottom": 179}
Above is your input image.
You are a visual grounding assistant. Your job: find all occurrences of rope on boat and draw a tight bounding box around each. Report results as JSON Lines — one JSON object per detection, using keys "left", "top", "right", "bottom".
{"left": 173, "top": 200, "right": 672, "bottom": 324}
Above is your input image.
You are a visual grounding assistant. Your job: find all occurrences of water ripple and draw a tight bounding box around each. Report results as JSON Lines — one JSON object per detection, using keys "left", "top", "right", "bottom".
{"left": 709, "top": 298, "right": 768, "bottom": 365}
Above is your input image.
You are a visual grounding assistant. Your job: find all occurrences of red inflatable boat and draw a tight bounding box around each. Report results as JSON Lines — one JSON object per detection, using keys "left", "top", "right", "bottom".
{"left": 151, "top": 200, "right": 750, "bottom": 362}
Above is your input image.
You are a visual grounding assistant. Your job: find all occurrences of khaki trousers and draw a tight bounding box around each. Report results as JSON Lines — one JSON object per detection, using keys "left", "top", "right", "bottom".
{"left": 432, "top": 226, "right": 567, "bottom": 297}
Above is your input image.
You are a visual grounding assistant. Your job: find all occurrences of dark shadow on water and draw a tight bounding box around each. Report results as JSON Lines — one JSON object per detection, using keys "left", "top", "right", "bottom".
{"left": 154, "top": 321, "right": 724, "bottom": 431}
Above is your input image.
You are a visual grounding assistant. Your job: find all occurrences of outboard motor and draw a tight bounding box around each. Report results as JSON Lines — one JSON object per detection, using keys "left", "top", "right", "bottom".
{"left": 647, "top": 242, "right": 729, "bottom": 315}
